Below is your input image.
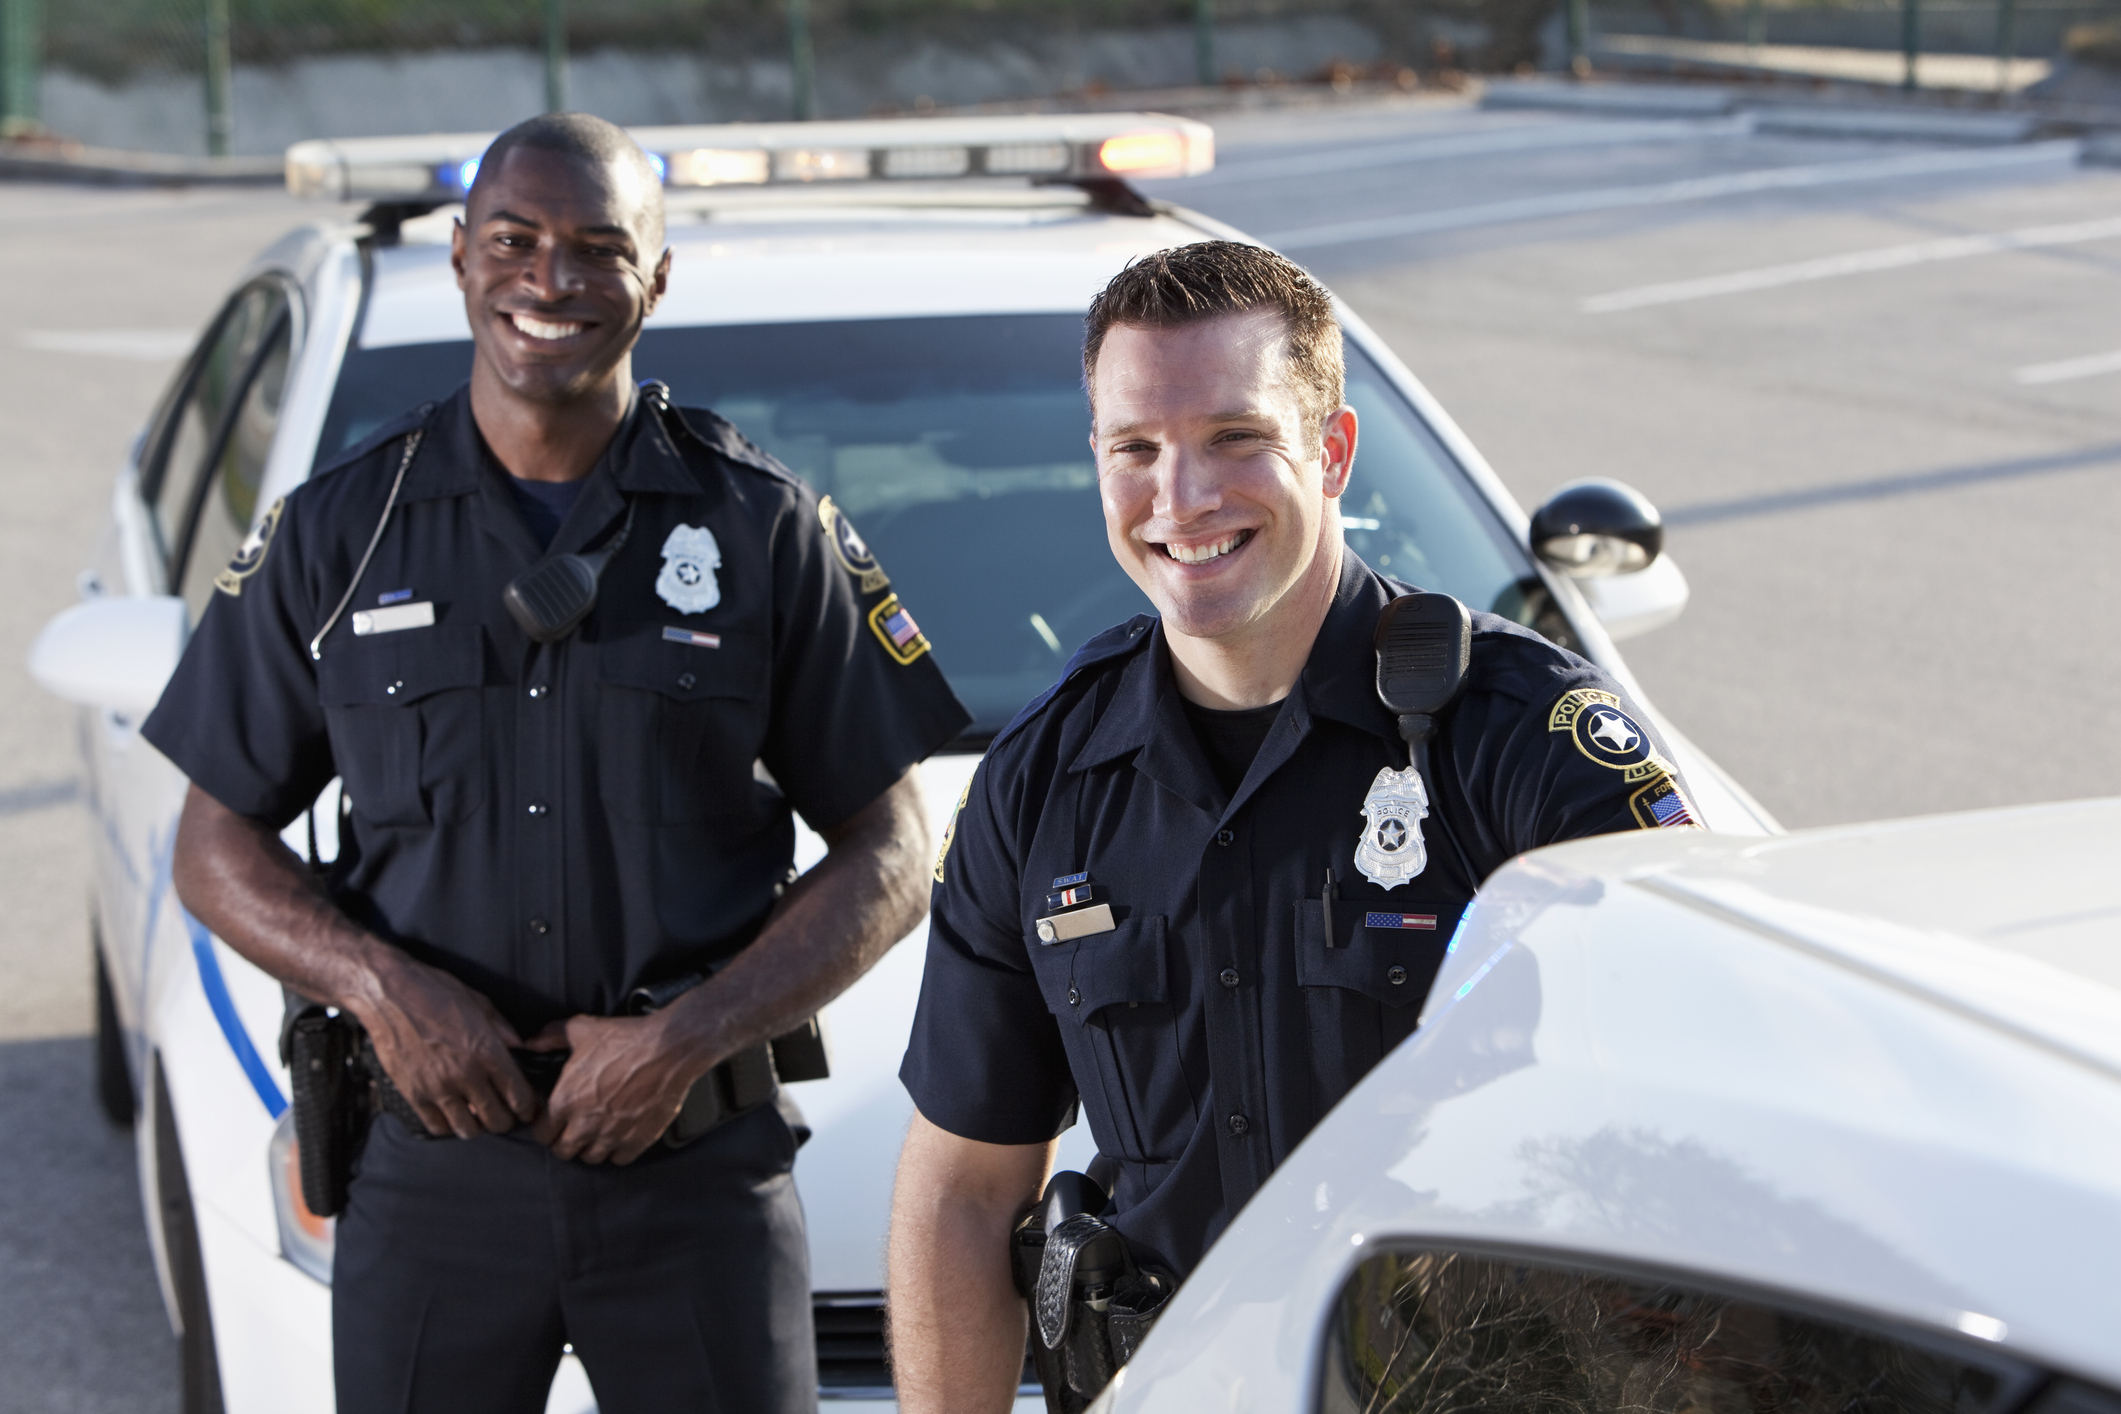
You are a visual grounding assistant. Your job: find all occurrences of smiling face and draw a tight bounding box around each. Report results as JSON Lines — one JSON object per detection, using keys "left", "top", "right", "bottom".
{"left": 1091, "top": 309, "right": 1356, "bottom": 657}
{"left": 451, "top": 144, "right": 670, "bottom": 408}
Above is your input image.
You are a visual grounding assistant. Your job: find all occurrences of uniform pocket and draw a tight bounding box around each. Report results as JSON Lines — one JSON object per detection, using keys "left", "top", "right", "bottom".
{"left": 596, "top": 629, "right": 769, "bottom": 825}
{"left": 1291, "top": 896, "right": 1465, "bottom": 1110}
{"left": 318, "top": 627, "right": 485, "bottom": 828}
{"left": 1027, "top": 916, "right": 1193, "bottom": 1166}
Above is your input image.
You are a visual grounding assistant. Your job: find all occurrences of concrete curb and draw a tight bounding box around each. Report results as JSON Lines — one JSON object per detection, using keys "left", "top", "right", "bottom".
{"left": 1749, "top": 103, "right": 2039, "bottom": 143}
{"left": 0, "top": 141, "right": 285, "bottom": 187}
{"left": 1482, "top": 79, "right": 1737, "bottom": 117}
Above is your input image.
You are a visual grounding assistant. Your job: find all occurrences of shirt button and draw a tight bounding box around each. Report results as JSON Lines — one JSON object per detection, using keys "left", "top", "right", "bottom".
{"left": 1219, "top": 968, "right": 1240, "bottom": 989}
{"left": 677, "top": 673, "right": 696, "bottom": 690}
{"left": 1215, "top": 829, "right": 1234, "bottom": 847}
{"left": 1388, "top": 965, "right": 1408, "bottom": 986}
{"left": 1067, "top": 986, "right": 1081, "bottom": 1007}
{"left": 1228, "top": 1112, "right": 1249, "bottom": 1136}
{"left": 527, "top": 801, "right": 549, "bottom": 816}
{"left": 385, "top": 680, "right": 402, "bottom": 696}
{"left": 528, "top": 685, "right": 546, "bottom": 698}
{"left": 528, "top": 917, "right": 550, "bottom": 935}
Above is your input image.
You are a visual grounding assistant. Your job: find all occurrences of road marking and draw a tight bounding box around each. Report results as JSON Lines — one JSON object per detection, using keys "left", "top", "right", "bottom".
{"left": 2015, "top": 348, "right": 2121, "bottom": 385}
{"left": 1585, "top": 214, "right": 2121, "bottom": 312}
{"left": 1179, "top": 116, "right": 1754, "bottom": 188}
{"left": 1663, "top": 441, "right": 2121, "bottom": 527}
{"left": 20, "top": 329, "right": 194, "bottom": 360}
{"left": 1264, "top": 140, "right": 2082, "bottom": 251}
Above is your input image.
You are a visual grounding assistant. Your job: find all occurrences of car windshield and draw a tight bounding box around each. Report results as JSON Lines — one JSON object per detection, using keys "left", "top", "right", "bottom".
{"left": 318, "top": 314, "right": 1551, "bottom": 740}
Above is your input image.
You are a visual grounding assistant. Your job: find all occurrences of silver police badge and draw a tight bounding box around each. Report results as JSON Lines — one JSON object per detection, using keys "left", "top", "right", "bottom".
{"left": 657, "top": 524, "right": 722, "bottom": 615}
{"left": 1354, "top": 764, "right": 1429, "bottom": 889}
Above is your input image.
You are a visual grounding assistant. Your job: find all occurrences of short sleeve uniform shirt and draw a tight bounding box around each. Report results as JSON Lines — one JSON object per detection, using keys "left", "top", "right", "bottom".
{"left": 145, "top": 385, "right": 970, "bottom": 1033}
{"left": 901, "top": 552, "right": 1698, "bottom": 1276}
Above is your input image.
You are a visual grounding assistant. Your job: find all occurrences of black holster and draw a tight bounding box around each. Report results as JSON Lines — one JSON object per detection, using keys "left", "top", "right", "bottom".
{"left": 1011, "top": 1171, "right": 1177, "bottom": 1414}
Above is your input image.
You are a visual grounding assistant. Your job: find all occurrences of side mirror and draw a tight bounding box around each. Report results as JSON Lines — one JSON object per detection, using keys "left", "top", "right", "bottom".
{"left": 28, "top": 596, "right": 189, "bottom": 716}
{"left": 1530, "top": 479, "right": 1663, "bottom": 579}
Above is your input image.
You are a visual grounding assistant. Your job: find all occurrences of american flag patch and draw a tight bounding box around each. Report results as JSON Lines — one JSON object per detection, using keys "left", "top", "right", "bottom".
{"left": 1629, "top": 772, "right": 1701, "bottom": 830}
{"left": 868, "top": 593, "right": 932, "bottom": 664}
{"left": 1366, "top": 912, "right": 1437, "bottom": 930}
{"left": 663, "top": 626, "right": 722, "bottom": 649}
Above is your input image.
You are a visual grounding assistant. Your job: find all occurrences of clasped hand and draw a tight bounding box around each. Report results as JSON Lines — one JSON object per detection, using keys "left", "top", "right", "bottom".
{"left": 359, "top": 958, "right": 700, "bottom": 1165}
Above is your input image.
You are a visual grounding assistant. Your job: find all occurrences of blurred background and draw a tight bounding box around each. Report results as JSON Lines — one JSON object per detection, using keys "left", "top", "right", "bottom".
{"left": 2, "top": 0, "right": 2120, "bottom": 154}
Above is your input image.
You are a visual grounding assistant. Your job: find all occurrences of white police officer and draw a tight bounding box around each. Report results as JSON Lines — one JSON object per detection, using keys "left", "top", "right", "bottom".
{"left": 148, "top": 113, "right": 967, "bottom": 1413}
{"left": 885, "top": 242, "right": 1699, "bottom": 1413}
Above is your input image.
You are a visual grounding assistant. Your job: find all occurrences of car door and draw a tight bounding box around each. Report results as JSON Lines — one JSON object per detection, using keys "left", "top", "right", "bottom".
{"left": 95, "top": 276, "right": 300, "bottom": 1044}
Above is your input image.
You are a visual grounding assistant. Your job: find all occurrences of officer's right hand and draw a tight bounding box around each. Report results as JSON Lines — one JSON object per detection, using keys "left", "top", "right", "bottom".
{"left": 350, "top": 954, "right": 540, "bottom": 1138}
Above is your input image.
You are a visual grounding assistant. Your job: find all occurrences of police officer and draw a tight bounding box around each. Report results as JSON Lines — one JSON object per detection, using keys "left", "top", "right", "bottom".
{"left": 884, "top": 242, "right": 1700, "bottom": 1412}
{"left": 148, "top": 113, "right": 967, "bottom": 1412}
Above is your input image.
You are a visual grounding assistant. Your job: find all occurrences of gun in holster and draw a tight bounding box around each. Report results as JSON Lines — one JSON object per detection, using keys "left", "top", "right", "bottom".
{"left": 1010, "top": 1171, "right": 1177, "bottom": 1414}
{"left": 281, "top": 978, "right": 831, "bottom": 1219}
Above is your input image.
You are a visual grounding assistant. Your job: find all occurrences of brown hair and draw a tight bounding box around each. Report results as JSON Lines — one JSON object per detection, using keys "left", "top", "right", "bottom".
{"left": 1083, "top": 240, "right": 1345, "bottom": 442}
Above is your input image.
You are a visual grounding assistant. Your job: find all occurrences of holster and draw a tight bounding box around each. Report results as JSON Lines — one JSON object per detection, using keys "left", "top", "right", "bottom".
{"left": 1011, "top": 1171, "right": 1176, "bottom": 1414}
{"left": 284, "top": 1003, "right": 368, "bottom": 1219}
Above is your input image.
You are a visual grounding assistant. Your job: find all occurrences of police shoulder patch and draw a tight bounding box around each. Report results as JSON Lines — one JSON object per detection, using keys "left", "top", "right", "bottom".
{"left": 213, "top": 497, "right": 285, "bottom": 597}
{"left": 934, "top": 777, "right": 972, "bottom": 883}
{"left": 1548, "top": 687, "right": 1666, "bottom": 782}
{"left": 819, "top": 495, "right": 890, "bottom": 594}
{"left": 868, "top": 593, "right": 931, "bottom": 665}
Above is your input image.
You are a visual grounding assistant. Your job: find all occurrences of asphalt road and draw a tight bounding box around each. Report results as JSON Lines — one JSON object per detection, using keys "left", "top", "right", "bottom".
{"left": 1, "top": 92, "right": 2116, "bottom": 1409}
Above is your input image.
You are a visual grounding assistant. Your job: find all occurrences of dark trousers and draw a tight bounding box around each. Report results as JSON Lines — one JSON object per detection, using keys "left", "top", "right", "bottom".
{"left": 333, "top": 1103, "right": 816, "bottom": 1414}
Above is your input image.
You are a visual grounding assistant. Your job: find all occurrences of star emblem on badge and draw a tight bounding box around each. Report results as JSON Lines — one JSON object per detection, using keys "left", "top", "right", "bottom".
{"left": 1377, "top": 818, "right": 1407, "bottom": 851}
{"left": 1589, "top": 712, "right": 1639, "bottom": 754}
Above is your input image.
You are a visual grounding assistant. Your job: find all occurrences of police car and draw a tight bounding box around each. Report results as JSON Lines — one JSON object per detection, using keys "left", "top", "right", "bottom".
{"left": 26, "top": 112, "right": 1774, "bottom": 1414}
{"left": 1093, "top": 797, "right": 2121, "bottom": 1414}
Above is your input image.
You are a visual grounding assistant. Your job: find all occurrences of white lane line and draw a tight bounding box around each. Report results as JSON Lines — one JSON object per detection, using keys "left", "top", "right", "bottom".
{"left": 20, "top": 329, "right": 195, "bottom": 360}
{"left": 1583, "top": 213, "right": 2121, "bottom": 312}
{"left": 1180, "top": 116, "right": 1754, "bottom": 188}
{"left": 1263, "top": 139, "right": 2082, "bottom": 251}
{"left": 2015, "top": 349, "right": 2121, "bottom": 384}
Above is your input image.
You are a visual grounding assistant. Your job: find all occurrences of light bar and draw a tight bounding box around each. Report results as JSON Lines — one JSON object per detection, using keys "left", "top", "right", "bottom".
{"left": 284, "top": 113, "right": 1214, "bottom": 204}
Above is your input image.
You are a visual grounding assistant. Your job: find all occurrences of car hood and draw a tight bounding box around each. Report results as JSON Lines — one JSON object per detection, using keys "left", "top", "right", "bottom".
{"left": 1100, "top": 799, "right": 2121, "bottom": 1412}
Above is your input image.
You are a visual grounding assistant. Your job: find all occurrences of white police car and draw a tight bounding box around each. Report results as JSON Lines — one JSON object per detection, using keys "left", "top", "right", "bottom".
{"left": 1094, "top": 797, "right": 2121, "bottom": 1414}
{"left": 26, "top": 112, "right": 1774, "bottom": 1414}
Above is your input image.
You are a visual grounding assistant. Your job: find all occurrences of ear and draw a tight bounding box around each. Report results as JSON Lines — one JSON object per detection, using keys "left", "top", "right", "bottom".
{"left": 450, "top": 217, "right": 469, "bottom": 289}
{"left": 644, "top": 247, "right": 673, "bottom": 314}
{"left": 1319, "top": 405, "right": 1358, "bottom": 499}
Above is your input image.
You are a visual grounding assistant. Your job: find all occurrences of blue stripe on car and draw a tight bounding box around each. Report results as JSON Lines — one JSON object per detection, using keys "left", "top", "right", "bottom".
{"left": 186, "top": 910, "right": 287, "bottom": 1118}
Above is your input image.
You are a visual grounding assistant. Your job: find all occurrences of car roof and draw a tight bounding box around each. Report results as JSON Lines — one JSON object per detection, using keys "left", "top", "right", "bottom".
{"left": 1107, "top": 799, "right": 2121, "bottom": 1410}
{"left": 357, "top": 190, "right": 1214, "bottom": 347}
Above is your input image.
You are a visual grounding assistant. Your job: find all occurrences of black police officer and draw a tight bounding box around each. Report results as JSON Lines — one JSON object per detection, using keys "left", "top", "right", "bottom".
{"left": 885, "top": 243, "right": 1701, "bottom": 1412}
{"left": 148, "top": 114, "right": 967, "bottom": 1413}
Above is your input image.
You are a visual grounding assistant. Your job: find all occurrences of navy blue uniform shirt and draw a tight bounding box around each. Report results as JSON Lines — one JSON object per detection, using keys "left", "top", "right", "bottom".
{"left": 146, "top": 384, "right": 969, "bottom": 1033}
{"left": 901, "top": 552, "right": 1698, "bottom": 1277}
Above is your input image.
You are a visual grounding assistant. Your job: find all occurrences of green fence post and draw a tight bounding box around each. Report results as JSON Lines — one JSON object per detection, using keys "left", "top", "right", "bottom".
{"left": 1901, "top": 0, "right": 1920, "bottom": 88}
{"left": 1566, "top": 0, "right": 1591, "bottom": 75}
{"left": 1994, "top": 0, "right": 2019, "bottom": 93}
{"left": 543, "top": 0, "right": 567, "bottom": 111}
{"left": 788, "top": 0, "right": 816, "bottom": 119}
{"left": 1745, "top": 0, "right": 1765, "bottom": 71}
{"left": 1193, "top": 0, "right": 1215, "bottom": 87}
{"left": 204, "top": 0, "right": 232, "bottom": 156}
{"left": 1, "top": 0, "right": 43, "bottom": 136}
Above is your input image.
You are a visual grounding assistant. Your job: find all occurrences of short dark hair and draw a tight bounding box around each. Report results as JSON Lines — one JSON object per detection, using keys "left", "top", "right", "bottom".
{"left": 1083, "top": 241, "right": 1344, "bottom": 440}
{"left": 468, "top": 111, "right": 666, "bottom": 250}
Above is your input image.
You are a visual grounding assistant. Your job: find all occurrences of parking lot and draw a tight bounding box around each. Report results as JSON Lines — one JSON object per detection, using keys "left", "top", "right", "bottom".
{"left": 2, "top": 91, "right": 2117, "bottom": 1407}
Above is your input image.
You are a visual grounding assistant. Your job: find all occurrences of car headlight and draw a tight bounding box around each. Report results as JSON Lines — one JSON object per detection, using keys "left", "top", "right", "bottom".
{"left": 268, "top": 1108, "right": 336, "bottom": 1285}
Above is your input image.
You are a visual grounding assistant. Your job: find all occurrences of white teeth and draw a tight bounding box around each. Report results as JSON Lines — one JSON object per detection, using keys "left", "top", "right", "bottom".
{"left": 1166, "top": 532, "right": 1248, "bottom": 565}
{"left": 511, "top": 314, "right": 585, "bottom": 341}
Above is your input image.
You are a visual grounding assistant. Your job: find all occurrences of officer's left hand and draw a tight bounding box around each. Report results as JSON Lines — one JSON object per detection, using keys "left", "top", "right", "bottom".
{"left": 526, "top": 1012, "right": 700, "bottom": 1164}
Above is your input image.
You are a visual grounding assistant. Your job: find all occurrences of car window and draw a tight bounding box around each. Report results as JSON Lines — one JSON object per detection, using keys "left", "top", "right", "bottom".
{"left": 176, "top": 307, "right": 293, "bottom": 619}
{"left": 1322, "top": 1248, "right": 2042, "bottom": 1414}
{"left": 317, "top": 315, "right": 1554, "bottom": 739}
{"left": 149, "top": 282, "right": 292, "bottom": 591}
